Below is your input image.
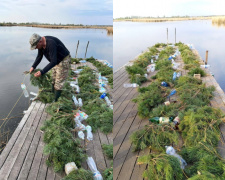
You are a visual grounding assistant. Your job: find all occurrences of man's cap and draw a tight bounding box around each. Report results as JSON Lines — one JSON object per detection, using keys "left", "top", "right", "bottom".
{"left": 29, "top": 33, "right": 41, "bottom": 50}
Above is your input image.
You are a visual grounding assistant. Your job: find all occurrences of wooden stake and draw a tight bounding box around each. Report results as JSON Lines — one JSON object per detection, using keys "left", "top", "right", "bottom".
{"left": 175, "top": 28, "right": 176, "bottom": 44}
{"left": 84, "top": 41, "right": 89, "bottom": 59}
{"left": 75, "top": 40, "right": 79, "bottom": 58}
{"left": 205, "top": 50, "right": 208, "bottom": 65}
{"left": 167, "top": 28, "right": 168, "bottom": 46}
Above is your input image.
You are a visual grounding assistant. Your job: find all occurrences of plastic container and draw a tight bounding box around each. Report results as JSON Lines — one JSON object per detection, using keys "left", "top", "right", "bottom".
{"left": 165, "top": 146, "right": 187, "bottom": 169}
{"left": 78, "top": 98, "right": 83, "bottom": 107}
{"left": 21, "top": 83, "right": 29, "bottom": 98}
{"left": 169, "top": 89, "right": 177, "bottom": 97}
{"left": 78, "top": 131, "right": 85, "bottom": 140}
{"left": 173, "top": 72, "right": 177, "bottom": 80}
{"left": 72, "top": 95, "right": 79, "bottom": 106}
{"left": 123, "top": 83, "right": 139, "bottom": 88}
{"left": 161, "top": 81, "right": 168, "bottom": 87}
{"left": 200, "top": 64, "right": 210, "bottom": 69}
{"left": 104, "top": 96, "right": 111, "bottom": 106}
{"left": 99, "top": 87, "right": 106, "bottom": 93}
{"left": 87, "top": 157, "right": 103, "bottom": 180}
{"left": 86, "top": 125, "right": 93, "bottom": 141}
{"left": 100, "top": 93, "right": 107, "bottom": 99}
{"left": 65, "top": 162, "right": 78, "bottom": 175}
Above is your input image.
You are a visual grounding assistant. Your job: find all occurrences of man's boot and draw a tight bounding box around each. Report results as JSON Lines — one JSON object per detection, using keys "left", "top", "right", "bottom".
{"left": 55, "top": 90, "right": 62, "bottom": 102}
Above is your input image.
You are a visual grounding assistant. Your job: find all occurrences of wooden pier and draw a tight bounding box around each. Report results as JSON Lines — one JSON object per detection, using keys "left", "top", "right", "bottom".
{"left": 113, "top": 48, "right": 225, "bottom": 180}
{"left": 0, "top": 61, "right": 112, "bottom": 180}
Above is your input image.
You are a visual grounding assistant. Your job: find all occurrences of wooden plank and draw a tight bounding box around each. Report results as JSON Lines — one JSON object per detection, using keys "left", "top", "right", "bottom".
{"left": 98, "top": 130, "right": 111, "bottom": 168}
{"left": 10, "top": 103, "right": 45, "bottom": 180}
{"left": 26, "top": 109, "right": 48, "bottom": 180}
{"left": 0, "top": 102, "right": 42, "bottom": 180}
{"left": 107, "top": 133, "right": 113, "bottom": 145}
{"left": 0, "top": 101, "right": 37, "bottom": 169}
{"left": 113, "top": 88, "right": 137, "bottom": 125}
{"left": 92, "top": 131, "right": 107, "bottom": 174}
{"left": 36, "top": 114, "right": 52, "bottom": 180}
{"left": 46, "top": 167, "right": 56, "bottom": 180}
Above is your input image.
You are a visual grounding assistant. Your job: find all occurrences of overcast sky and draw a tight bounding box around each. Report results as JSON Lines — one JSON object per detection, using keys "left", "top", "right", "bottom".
{"left": 114, "top": 0, "right": 225, "bottom": 18}
{"left": 0, "top": 0, "right": 113, "bottom": 25}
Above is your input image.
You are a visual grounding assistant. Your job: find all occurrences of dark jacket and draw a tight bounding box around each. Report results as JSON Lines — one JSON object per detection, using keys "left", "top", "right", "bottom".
{"left": 32, "top": 36, "right": 70, "bottom": 75}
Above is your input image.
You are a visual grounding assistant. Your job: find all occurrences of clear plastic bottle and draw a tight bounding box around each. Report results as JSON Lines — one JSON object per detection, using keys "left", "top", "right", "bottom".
{"left": 21, "top": 83, "right": 29, "bottom": 98}
{"left": 86, "top": 125, "right": 93, "bottom": 141}
{"left": 72, "top": 95, "right": 79, "bottom": 106}
{"left": 78, "top": 131, "right": 85, "bottom": 140}
{"left": 78, "top": 98, "right": 83, "bottom": 107}
{"left": 123, "top": 83, "right": 139, "bottom": 88}
{"left": 104, "top": 96, "right": 111, "bottom": 106}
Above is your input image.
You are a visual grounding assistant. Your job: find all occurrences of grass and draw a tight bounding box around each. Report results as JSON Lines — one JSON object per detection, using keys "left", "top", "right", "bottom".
{"left": 212, "top": 16, "right": 225, "bottom": 26}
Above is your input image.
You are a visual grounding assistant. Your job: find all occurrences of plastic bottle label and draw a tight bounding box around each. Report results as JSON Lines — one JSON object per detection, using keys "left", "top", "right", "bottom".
{"left": 159, "top": 117, "right": 170, "bottom": 124}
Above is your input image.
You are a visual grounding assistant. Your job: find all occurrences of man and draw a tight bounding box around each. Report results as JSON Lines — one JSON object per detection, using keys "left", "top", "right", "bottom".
{"left": 29, "top": 33, "right": 71, "bottom": 102}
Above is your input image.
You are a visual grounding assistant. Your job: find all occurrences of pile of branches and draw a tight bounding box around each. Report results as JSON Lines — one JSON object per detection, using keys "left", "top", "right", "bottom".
{"left": 127, "top": 42, "right": 225, "bottom": 179}
{"left": 77, "top": 67, "right": 113, "bottom": 134}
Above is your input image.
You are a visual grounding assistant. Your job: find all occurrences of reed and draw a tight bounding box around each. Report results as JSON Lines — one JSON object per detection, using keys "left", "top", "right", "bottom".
{"left": 212, "top": 16, "right": 225, "bottom": 26}
{"left": 106, "top": 27, "right": 113, "bottom": 34}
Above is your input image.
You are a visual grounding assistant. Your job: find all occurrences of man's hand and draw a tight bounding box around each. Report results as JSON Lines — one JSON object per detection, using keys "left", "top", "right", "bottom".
{"left": 34, "top": 71, "right": 41, "bottom": 77}
{"left": 29, "top": 67, "right": 34, "bottom": 73}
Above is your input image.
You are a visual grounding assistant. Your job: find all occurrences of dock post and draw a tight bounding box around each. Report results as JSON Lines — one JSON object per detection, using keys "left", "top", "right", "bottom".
{"left": 75, "top": 40, "right": 79, "bottom": 58}
{"left": 205, "top": 50, "right": 208, "bottom": 65}
{"left": 175, "top": 28, "right": 176, "bottom": 44}
{"left": 167, "top": 28, "right": 168, "bottom": 46}
{"left": 84, "top": 41, "right": 89, "bottom": 59}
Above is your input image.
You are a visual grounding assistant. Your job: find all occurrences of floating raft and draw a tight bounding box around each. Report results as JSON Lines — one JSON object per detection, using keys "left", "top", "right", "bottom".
{"left": 113, "top": 47, "right": 225, "bottom": 180}
{"left": 0, "top": 61, "right": 113, "bottom": 180}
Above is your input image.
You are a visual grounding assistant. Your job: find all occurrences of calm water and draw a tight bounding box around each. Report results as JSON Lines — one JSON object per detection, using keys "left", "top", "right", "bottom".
{"left": 114, "top": 20, "right": 225, "bottom": 91}
{"left": 0, "top": 26, "right": 112, "bottom": 142}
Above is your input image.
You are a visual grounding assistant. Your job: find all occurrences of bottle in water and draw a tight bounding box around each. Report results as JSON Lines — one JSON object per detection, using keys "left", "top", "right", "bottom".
{"left": 21, "top": 83, "right": 29, "bottom": 98}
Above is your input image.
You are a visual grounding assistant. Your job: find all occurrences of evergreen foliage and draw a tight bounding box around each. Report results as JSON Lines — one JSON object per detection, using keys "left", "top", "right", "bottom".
{"left": 188, "top": 67, "right": 206, "bottom": 77}
{"left": 102, "top": 144, "right": 113, "bottom": 159}
{"left": 30, "top": 69, "right": 52, "bottom": 89}
{"left": 137, "top": 154, "right": 184, "bottom": 180}
{"left": 133, "top": 82, "right": 166, "bottom": 118}
{"left": 126, "top": 65, "right": 145, "bottom": 75}
{"left": 179, "top": 106, "right": 224, "bottom": 147}
{"left": 41, "top": 121, "right": 85, "bottom": 172}
{"left": 86, "top": 57, "right": 113, "bottom": 76}
{"left": 130, "top": 124, "right": 179, "bottom": 152}
{"left": 103, "top": 162, "right": 113, "bottom": 180}
{"left": 61, "top": 168, "right": 94, "bottom": 180}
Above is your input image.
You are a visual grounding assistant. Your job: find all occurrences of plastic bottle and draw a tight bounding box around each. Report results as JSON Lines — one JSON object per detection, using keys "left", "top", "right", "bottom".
{"left": 87, "top": 157, "right": 103, "bottom": 180}
{"left": 104, "top": 96, "right": 111, "bottom": 106}
{"left": 177, "top": 72, "right": 181, "bottom": 78}
{"left": 200, "top": 64, "right": 210, "bottom": 69}
{"left": 173, "top": 72, "right": 177, "bottom": 80}
{"left": 149, "top": 117, "right": 174, "bottom": 124}
{"left": 100, "top": 93, "right": 107, "bottom": 99}
{"left": 123, "top": 83, "right": 139, "bottom": 88}
{"left": 21, "top": 83, "right": 29, "bottom": 98}
{"left": 161, "top": 81, "right": 168, "bottom": 87}
{"left": 165, "top": 146, "right": 187, "bottom": 169}
{"left": 72, "top": 95, "right": 79, "bottom": 106}
{"left": 78, "top": 98, "right": 83, "bottom": 107}
{"left": 86, "top": 125, "right": 93, "bottom": 141}
{"left": 168, "top": 89, "right": 177, "bottom": 97}
{"left": 173, "top": 116, "right": 180, "bottom": 129}
{"left": 109, "top": 105, "right": 113, "bottom": 109}
{"left": 78, "top": 131, "right": 85, "bottom": 140}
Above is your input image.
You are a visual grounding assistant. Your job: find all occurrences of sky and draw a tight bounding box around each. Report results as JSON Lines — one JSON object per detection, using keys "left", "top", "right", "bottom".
{"left": 0, "top": 0, "right": 113, "bottom": 25}
{"left": 114, "top": 0, "right": 225, "bottom": 18}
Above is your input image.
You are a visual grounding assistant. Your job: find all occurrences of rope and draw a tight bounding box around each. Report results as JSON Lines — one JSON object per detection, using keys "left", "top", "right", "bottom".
{"left": 0, "top": 73, "right": 34, "bottom": 132}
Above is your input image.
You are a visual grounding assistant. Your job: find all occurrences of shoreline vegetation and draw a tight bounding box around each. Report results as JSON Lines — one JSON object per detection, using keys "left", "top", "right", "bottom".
{"left": 114, "top": 15, "right": 225, "bottom": 23}
{"left": 0, "top": 22, "right": 113, "bottom": 33}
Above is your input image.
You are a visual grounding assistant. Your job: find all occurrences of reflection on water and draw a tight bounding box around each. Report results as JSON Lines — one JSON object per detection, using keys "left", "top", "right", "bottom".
{"left": 0, "top": 26, "right": 112, "bottom": 150}
{"left": 114, "top": 20, "right": 225, "bottom": 92}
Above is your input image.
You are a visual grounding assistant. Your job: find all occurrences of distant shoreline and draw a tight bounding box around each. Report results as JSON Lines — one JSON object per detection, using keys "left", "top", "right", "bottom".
{"left": 114, "top": 16, "right": 219, "bottom": 22}
{"left": 0, "top": 24, "right": 112, "bottom": 29}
